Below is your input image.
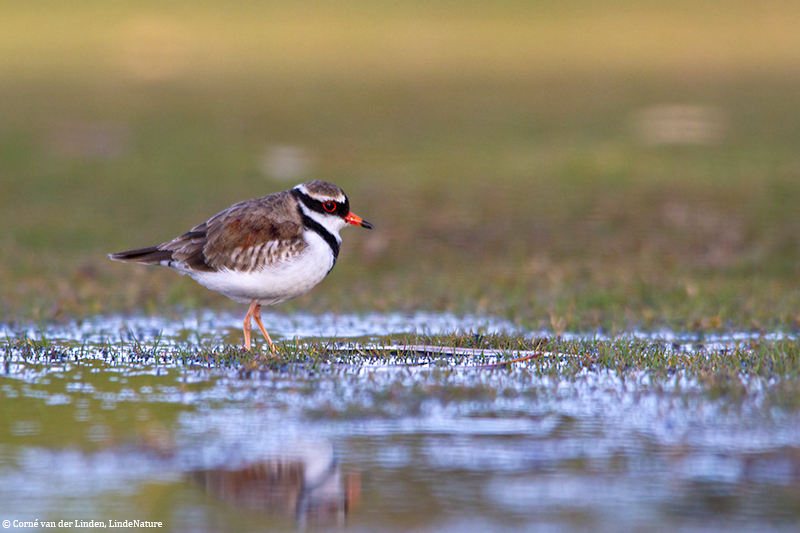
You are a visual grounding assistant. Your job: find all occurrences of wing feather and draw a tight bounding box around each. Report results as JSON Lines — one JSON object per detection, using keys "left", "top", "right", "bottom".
{"left": 156, "top": 191, "right": 307, "bottom": 273}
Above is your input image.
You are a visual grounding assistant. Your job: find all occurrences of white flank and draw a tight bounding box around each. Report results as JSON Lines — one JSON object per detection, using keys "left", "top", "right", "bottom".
{"left": 186, "top": 230, "right": 336, "bottom": 305}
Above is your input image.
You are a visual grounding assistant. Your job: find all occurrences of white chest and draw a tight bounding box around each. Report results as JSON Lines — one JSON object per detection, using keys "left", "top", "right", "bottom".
{"left": 188, "top": 231, "right": 337, "bottom": 305}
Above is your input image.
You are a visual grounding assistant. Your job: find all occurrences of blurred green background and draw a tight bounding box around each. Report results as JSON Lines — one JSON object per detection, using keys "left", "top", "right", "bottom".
{"left": 2, "top": 0, "right": 800, "bottom": 332}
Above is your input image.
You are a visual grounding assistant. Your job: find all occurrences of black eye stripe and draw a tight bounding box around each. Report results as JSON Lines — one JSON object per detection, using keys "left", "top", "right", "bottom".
{"left": 292, "top": 189, "right": 349, "bottom": 217}
{"left": 297, "top": 207, "right": 340, "bottom": 266}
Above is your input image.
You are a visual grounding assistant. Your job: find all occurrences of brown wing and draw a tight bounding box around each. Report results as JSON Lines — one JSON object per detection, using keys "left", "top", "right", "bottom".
{"left": 158, "top": 191, "right": 307, "bottom": 273}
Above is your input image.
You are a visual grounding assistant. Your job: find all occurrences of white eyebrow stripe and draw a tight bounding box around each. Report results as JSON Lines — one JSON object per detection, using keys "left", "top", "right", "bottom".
{"left": 294, "top": 183, "right": 345, "bottom": 203}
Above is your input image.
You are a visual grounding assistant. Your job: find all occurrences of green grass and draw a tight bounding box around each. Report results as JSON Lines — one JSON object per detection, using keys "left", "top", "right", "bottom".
{"left": 2, "top": 1, "right": 800, "bottom": 334}
{"left": 7, "top": 331, "right": 800, "bottom": 378}
{"left": 5, "top": 332, "right": 800, "bottom": 414}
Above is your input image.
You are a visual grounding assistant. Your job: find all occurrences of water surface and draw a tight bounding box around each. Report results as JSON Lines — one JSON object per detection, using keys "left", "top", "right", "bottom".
{"left": 1, "top": 312, "right": 799, "bottom": 532}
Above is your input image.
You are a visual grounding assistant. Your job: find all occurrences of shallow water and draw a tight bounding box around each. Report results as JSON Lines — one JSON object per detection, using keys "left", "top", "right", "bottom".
{"left": 1, "top": 312, "right": 799, "bottom": 532}
{"left": 0, "top": 310, "right": 523, "bottom": 346}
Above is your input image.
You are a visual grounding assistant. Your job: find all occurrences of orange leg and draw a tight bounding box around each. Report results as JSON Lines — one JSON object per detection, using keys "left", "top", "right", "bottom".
{"left": 242, "top": 300, "right": 258, "bottom": 350}
{"left": 251, "top": 303, "right": 277, "bottom": 354}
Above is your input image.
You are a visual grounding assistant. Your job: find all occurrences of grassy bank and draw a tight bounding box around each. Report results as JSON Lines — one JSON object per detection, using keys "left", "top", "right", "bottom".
{"left": 2, "top": 1, "right": 800, "bottom": 333}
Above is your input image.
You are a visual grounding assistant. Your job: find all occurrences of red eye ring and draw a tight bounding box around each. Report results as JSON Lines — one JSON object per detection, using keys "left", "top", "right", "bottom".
{"left": 322, "top": 201, "right": 337, "bottom": 213}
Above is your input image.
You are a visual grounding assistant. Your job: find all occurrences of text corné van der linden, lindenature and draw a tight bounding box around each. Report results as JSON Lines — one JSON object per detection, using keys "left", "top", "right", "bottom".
{"left": 11, "top": 519, "right": 164, "bottom": 528}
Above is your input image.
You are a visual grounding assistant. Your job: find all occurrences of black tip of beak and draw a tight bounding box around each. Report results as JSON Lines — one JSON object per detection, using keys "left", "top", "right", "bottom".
{"left": 361, "top": 220, "right": 374, "bottom": 230}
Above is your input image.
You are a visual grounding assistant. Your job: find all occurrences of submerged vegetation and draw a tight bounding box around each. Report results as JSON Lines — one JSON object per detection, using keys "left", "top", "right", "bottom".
{"left": 5, "top": 331, "right": 800, "bottom": 405}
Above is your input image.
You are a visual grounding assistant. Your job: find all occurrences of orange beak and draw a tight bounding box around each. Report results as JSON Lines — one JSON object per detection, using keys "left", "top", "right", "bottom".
{"left": 345, "top": 212, "right": 374, "bottom": 229}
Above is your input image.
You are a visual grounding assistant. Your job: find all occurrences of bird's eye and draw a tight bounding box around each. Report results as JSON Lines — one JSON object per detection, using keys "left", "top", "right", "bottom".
{"left": 322, "top": 201, "right": 337, "bottom": 213}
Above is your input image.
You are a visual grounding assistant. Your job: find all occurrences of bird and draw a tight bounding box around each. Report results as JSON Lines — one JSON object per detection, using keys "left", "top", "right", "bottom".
{"left": 109, "top": 180, "right": 373, "bottom": 352}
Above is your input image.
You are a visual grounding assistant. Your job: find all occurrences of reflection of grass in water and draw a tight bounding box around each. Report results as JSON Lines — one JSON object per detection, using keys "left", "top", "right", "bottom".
{"left": 4, "top": 332, "right": 800, "bottom": 409}
{"left": 5, "top": 329, "right": 800, "bottom": 527}
{"left": 7, "top": 331, "right": 800, "bottom": 379}
{"left": 2, "top": 2, "right": 800, "bottom": 332}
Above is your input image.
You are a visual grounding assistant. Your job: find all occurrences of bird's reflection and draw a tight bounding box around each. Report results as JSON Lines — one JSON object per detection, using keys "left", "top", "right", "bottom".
{"left": 191, "top": 442, "right": 360, "bottom": 527}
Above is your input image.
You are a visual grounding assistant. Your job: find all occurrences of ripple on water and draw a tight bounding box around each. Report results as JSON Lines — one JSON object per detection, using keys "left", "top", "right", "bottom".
{"left": 1, "top": 312, "right": 800, "bottom": 531}
{"left": 1, "top": 311, "right": 793, "bottom": 355}
{"left": 1, "top": 363, "right": 799, "bottom": 531}
{"left": 0, "top": 311, "right": 523, "bottom": 345}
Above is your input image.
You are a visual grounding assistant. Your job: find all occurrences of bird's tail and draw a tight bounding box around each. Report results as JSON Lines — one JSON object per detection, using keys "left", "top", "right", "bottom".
{"left": 108, "top": 246, "right": 173, "bottom": 265}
